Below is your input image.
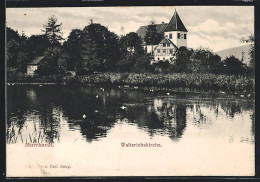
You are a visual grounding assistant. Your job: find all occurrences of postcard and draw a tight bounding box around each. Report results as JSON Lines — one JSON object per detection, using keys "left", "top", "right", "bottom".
{"left": 6, "top": 6, "right": 255, "bottom": 177}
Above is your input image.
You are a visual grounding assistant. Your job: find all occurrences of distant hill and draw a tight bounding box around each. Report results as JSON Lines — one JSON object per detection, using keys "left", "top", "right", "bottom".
{"left": 216, "top": 44, "right": 251, "bottom": 65}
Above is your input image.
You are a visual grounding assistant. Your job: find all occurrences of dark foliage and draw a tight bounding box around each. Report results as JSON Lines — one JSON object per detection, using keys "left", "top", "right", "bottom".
{"left": 26, "top": 34, "right": 50, "bottom": 59}
{"left": 63, "top": 29, "right": 82, "bottom": 71}
{"left": 6, "top": 17, "right": 254, "bottom": 84}
{"left": 175, "top": 46, "right": 192, "bottom": 72}
{"left": 144, "top": 21, "right": 162, "bottom": 45}
{"left": 78, "top": 23, "right": 120, "bottom": 74}
{"left": 119, "top": 32, "right": 144, "bottom": 56}
{"left": 117, "top": 32, "right": 147, "bottom": 72}
{"left": 42, "top": 15, "right": 64, "bottom": 47}
{"left": 223, "top": 56, "right": 246, "bottom": 75}
{"left": 6, "top": 27, "right": 23, "bottom": 68}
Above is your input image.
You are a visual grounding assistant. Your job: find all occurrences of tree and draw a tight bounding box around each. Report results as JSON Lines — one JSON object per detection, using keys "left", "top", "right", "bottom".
{"left": 35, "top": 47, "right": 63, "bottom": 75}
{"left": 144, "top": 21, "right": 162, "bottom": 45}
{"left": 175, "top": 47, "right": 192, "bottom": 72}
{"left": 118, "top": 32, "right": 146, "bottom": 72}
{"left": 63, "top": 29, "right": 82, "bottom": 71}
{"left": 79, "top": 23, "right": 120, "bottom": 74}
{"left": 39, "top": 16, "right": 64, "bottom": 74}
{"left": 241, "top": 35, "right": 255, "bottom": 74}
{"left": 6, "top": 27, "right": 21, "bottom": 68}
{"left": 188, "top": 49, "right": 219, "bottom": 73}
{"left": 6, "top": 27, "right": 20, "bottom": 42}
{"left": 6, "top": 27, "right": 31, "bottom": 72}
{"left": 42, "top": 15, "right": 64, "bottom": 47}
{"left": 16, "top": 32, "right": 29, "bottom": 72}
{"left": 26, "top": 34, "right": 50, "bottom": 59}
{"left": 223, "top": 55, "right": 246, "bottom": 75}
{"left": 208, "top": 54, "right": 223, "bottom": 73}
{"left": 119, "top": 32, "right": 144, "bottom": 56}
{"left": 132, "top": 54, "right": 151, "bottom": 73}
{"left": 6, "top": 39, "right": 19, "bottom": 68}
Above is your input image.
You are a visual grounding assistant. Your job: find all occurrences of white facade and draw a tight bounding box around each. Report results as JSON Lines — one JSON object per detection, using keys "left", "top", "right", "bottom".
{"left": 139, "top": 10, "right": 188, "bottom": 64}
{"left": 143, "top": 45, "right": 158, "bottom": 54}
{"left": 27, "top": 65, "right": 38, "bottom": 75}
{"left": 164, "top": 31, "right": 187, "bottom": 48}
{"left": 153, "top": 40, "right": 177, "bottom": 63}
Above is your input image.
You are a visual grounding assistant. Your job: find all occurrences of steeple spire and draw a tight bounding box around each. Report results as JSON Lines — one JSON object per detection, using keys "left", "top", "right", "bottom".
{"left": 164, "top": 9, "right": 188, "bottom": 32}
{"left": 175, "top": 9, "right": 177, "bottom": 30}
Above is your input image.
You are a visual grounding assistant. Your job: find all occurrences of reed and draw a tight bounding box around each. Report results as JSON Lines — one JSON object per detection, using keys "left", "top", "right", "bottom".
{"left": 6, "top": 119, "right": 44, "bottom": 144}
{"left": 75, "top": 73, "right": 254, "bottom": 92}
{"left": 7, "top": 71, "right": 254, "bottom": 92}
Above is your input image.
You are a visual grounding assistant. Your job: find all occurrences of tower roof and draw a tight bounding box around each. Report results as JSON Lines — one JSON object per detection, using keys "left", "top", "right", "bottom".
{"left": 164, "top": 10, "right": 188, "bottom": 32}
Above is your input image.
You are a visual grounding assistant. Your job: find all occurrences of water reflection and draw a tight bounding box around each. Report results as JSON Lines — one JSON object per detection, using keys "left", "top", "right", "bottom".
{"left": 38, "top": 105, "right": 61, "bottom": 143}
{"left": 190, "top": 105, "right": 212, "bottom": 129}
{"left": 6, "top": 85, "right": 255, "bottom": 144}
{"left": 122, "top": 99, "right": 187, "bottom": 141}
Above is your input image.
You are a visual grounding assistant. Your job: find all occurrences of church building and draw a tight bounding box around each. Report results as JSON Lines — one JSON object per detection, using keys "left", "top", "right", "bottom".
{"left": 136, "top": 9, "right": 188, "bottom": 63}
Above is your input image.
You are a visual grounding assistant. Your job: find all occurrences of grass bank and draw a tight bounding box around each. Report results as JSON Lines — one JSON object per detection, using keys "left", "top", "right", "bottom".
{"left": 7, "top": 72, "right": 255, "bottom": 93}
{"left": 74, "top": 72, "right": 255, "bottom": 92}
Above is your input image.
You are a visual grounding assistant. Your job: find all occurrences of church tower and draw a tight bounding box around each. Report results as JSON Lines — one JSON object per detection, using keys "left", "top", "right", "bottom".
{"left": 163, "top": 9, "right": 188, "bottom": 48}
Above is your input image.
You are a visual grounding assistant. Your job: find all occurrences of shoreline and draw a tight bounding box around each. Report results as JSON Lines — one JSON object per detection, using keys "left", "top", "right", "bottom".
{"left": 6, "top": 72, "right": 255, "bottom": 97}
{"left": 7, "top": 82, "right": 64, "bottom": 85}
{"left": 6, "top": 81, "right": 255, "bottom": 100}
{"left": 7, "top": 82, "right": 60, "bottom": 85}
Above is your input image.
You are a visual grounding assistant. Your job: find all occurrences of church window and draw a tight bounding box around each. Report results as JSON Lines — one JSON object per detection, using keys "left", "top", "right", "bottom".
{"left": 163, "top": 50, "right": 166, "bottom": 53}
{"left": 178, "top": 33, "right": 180, "bottom": 39}
{"left": 184, "top": 34, "right": 186, "bottom": 39}
{"left": 163, "top": 43, "right": 166, "bottom": 47}
{"left": 167, "top": 43, "right": 170, "bottom": 47}
{"left": 169, "top": 33, "right": 172, "bottom": 39}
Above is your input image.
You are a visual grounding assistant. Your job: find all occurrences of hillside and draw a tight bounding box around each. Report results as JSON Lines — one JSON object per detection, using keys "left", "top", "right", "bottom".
{"left": 216, "top": 44, "right": 251, "bottom": 65}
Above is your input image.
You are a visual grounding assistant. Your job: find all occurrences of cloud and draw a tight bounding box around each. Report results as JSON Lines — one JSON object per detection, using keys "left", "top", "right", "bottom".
{"left": 187, "top": 17, "right": 253, "bottom": 51}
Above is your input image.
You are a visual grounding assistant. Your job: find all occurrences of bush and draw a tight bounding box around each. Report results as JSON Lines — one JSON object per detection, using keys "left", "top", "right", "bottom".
{"left": 7, "top": 70, "right": 65, "bottom": 83}
{"left": 223, "top": 56, "right": 246, "bottom": 75}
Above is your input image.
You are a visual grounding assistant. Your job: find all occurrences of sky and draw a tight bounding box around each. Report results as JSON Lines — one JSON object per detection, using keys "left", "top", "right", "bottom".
{"left": 6, "top": 6, "right": 254, "bottom": 52}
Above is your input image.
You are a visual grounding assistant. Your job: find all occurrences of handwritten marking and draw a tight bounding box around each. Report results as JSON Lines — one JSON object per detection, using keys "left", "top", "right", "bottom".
{"left": 73, "top": 138, "right": 78, "bottom": 143}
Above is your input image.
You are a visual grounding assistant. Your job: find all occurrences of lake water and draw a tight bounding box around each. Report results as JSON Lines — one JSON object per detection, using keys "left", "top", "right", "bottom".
{"left": 6, "top": 85, "right": 255, "bottom": 176}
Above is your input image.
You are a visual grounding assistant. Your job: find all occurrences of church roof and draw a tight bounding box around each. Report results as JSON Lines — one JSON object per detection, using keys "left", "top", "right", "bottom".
{"left": 164, "top": 10, "right": 188, "bottom": 32}
{"left": 136, "top": 10, "right": 187, "bottom": 42}
{"left": 136, "top": 23, "right": 168, "bottom": 40}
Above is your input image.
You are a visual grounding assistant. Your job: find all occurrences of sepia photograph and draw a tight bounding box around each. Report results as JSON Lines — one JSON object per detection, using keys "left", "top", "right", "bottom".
{"left": 6, "top": 6, "right": 255, "bottom": 176}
